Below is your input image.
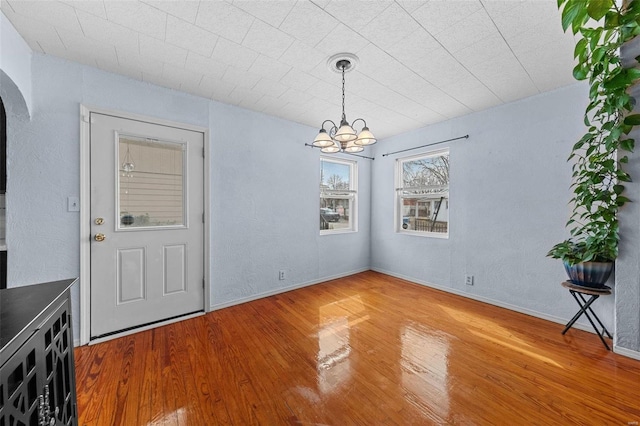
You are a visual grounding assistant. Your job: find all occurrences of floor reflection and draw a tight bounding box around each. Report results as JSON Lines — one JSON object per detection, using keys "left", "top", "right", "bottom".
{"left": 147, "top": 407, "right": 187, "bottom": 425}
{"left": 317, "top": 295, "right": 369, "bottom": 395}
{"left": 439, "top": 305, "right": 563, "bottom": 367}
{"left": 401, "top": 322, "right": 450, "bottom": 419}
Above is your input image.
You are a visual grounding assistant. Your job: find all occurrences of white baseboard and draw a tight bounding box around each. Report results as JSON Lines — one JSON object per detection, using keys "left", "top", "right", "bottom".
{"left": 371, "top": 267, "right": 598, "bottom": 335}
{"left": 209, "top": 268, "right": 370, "bottom": 311}
{"left": 74, "top": 268, "right": 640, "bottom": 361}
{"left": 614, "top": 345, "right": 640, "bottom": 360}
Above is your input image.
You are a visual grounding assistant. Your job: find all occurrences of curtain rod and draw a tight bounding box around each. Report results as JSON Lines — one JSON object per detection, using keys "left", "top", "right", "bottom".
{"left": 381, "top": 135, "right": 469, "bottom": 157}
{"left": 304, "top": 143, "right": 375, "bottom": 160}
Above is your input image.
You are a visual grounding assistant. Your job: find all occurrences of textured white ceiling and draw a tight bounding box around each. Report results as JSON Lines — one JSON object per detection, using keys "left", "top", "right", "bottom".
{"left": 0, "top": 0, "right": 578, "bottom": 139}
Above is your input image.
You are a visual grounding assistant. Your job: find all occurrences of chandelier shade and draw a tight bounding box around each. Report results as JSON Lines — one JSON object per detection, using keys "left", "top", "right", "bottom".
{"left": 311, "top": 54, "right": 376, "bottom": 155}
{"left": 344, "top": 140, "right": 364, "bottom": 153}
{"left": 320, "top": 144, "right": 341, "bottom": 154}
{"left": 355, "top": 126, "right": 377, "bottom": 146}
{"left": 334, "top": 121, "right": 358, "bottom": 143}
{"left": 313, "top": 129, "right": 335, "bottom": 148}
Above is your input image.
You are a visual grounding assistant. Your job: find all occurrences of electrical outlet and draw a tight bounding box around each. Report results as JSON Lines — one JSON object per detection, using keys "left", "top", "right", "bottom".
{"left": 279, "top": 270, "right": 286, "bottom": 280}
{"left": 465, "top": 275, "right": 474, "bottom": 286}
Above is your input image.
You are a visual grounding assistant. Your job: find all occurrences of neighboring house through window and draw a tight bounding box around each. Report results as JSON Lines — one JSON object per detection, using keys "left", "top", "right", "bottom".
{"left": 320, "top": 157, "right": 357, "bottom": 233}
{"left": 396, "top": 149, "right": 449, "bottom": 237}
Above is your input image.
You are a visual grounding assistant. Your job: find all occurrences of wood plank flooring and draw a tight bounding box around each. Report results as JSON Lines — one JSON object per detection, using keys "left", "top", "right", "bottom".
{"left": 75, "top": 271, "right": 640, "bottom": 425}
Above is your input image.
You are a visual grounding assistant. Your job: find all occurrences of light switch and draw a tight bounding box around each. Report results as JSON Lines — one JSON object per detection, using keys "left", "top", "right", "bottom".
{"left": 67, "top": 196, "right": 80, "bottom": 212}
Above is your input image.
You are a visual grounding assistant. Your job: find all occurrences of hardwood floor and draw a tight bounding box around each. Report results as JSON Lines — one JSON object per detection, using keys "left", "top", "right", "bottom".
{"left": 75, "top": 271, "right": 640, "bottom": 425}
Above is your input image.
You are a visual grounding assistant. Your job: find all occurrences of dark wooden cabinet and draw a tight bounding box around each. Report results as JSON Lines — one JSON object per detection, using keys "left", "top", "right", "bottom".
{"left": 0, "top": 279, "right": 77, "bottom": 425}
{"left": 0, "top": 96, "right": 6, "bottom": 193}
{"left": 0, "top": 97, "right": 7, "bottom": 288}
{"left": 0, "top": 252, "right": 6, "bottom": 290}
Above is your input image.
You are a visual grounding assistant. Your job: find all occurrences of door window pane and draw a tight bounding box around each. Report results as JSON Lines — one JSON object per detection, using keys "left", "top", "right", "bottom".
{"left": 118, "top": 135, "right": 185, "bottom": 229}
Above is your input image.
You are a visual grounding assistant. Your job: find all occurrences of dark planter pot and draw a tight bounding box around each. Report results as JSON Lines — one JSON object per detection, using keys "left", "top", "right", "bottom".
{"left": 563, "top": 261, "right": 613, "bottom": 288}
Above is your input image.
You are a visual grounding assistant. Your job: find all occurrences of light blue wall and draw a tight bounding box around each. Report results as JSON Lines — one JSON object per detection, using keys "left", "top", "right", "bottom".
{"left": 8, "top": 55, "right": 83, "bottom": 288}
{"left": 0, "top": 12, "right": 32, "bottom": 115}
{"left": 616, "top": 39, "right": 640, "bottom": 355}
{"left": 369, "top": 83, "right": 620, "bottom": 332}
{"left": 617, "top": 93, "right": 640, "bottom": 353}
{"left": 3, "top": 52, "right": 370, "bottom": 340}
{"left": 208, "top": 102, "right": 370, "bottom": 307}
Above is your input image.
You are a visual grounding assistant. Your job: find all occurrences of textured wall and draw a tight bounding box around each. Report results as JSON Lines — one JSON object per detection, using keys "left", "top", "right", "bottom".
{"left": 0, "top": 12, "right": 31, "bottom": 114}
{"left": 369, "top": 83, "right": 619, "bottom": 331}
{"left": 616, "top": 116, "right": 640, "bottom": 352}
{"left": 615, "top": 39, "right": 640, "bottom": 354}
{"left": 208, "top": 103, "right": 370, "bottom": 307}
{"left": 8, "top": 55, "right": 83, "bottom": 289}
{"left": 2, "top": 52, "right": 370, "bottom": 341}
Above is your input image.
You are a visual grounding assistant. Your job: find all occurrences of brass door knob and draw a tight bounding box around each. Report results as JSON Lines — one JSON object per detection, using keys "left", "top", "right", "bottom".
{"left": 94, "top": 233, "right": 106, "bottom": 242}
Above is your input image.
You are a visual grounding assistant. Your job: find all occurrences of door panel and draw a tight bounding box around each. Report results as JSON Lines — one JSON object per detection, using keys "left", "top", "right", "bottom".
{"left": 90, "top": 113, "right": 204, "bottom": 338}
{"left": 164, "top": 244, "right": 187, "bottom": 294}
{"left": 117, "top": 247, "right": 146, "bottom": 303}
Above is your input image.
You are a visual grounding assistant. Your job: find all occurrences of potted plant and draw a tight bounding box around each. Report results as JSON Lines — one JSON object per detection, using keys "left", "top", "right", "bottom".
{"left": 547, "top": 0, "right": 640, "bottom": 288}
{"left": 548, "top": 240, "right": 615, "bottom": 288}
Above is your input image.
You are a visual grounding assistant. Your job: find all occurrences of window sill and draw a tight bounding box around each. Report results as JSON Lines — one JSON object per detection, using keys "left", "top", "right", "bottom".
{"left": 320, "top": 228, "right": 357, "bottom": 236}
{"left": 397, "top": 230, "right": 449, "bottom": 239}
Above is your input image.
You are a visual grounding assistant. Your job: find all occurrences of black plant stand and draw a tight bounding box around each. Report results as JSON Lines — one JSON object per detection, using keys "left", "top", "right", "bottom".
{"left": 561, "top": 281, "right": 613, "bottom": 350}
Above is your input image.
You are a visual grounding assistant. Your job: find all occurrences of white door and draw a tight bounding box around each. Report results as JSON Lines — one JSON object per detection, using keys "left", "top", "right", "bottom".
{"left": 90, "top": 112, "right": 204, "bottom": 338}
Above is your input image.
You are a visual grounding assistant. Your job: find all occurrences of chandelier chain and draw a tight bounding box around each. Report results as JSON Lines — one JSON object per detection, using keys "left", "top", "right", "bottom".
{"left": 341, "top": 65, "right": 346, "bottom": 122}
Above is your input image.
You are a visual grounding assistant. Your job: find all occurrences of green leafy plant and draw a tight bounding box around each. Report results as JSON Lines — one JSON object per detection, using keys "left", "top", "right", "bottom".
{"left": 548, "top": 0, "right": 640, "bottom": 264}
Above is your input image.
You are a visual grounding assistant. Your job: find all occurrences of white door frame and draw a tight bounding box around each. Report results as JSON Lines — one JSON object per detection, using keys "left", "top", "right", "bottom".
{"left": 79, "top": 105, "right": 211, "bottom": 345}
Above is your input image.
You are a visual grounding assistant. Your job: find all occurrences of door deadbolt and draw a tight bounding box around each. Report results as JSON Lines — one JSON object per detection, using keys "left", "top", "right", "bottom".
{"left": 94, "top": 233, "right": 106, "bottom": 242}
{"left": 95, "top": 217, "right": 104, "bottom": 225}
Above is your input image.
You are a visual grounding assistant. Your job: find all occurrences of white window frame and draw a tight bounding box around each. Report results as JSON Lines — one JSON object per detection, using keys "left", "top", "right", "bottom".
{"left": 395, "top": 148, "right": 449, "bottom": 239}
{"left": 320, "top": 156, "right": 358, "bottom": 235}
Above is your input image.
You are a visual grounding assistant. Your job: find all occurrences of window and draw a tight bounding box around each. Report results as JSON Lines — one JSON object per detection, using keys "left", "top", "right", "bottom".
{"left": 396, "top": 149, "right": 449, "bottom": 237}
{"left": 320, "top": 157, "right": 357, "bottom": 233}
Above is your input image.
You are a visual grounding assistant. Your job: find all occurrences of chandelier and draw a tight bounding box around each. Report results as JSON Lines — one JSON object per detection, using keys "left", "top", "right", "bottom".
{"left": 312, "top": 54, "right": 376, "bottom": 154}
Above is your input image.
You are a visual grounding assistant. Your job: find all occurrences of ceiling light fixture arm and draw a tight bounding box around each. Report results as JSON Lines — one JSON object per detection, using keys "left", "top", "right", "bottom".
{"left": 321, "top": 119, "right": 338, "bottom": 138}
{"left": 351, "top": 118, "right": 368, "bottom": 131}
